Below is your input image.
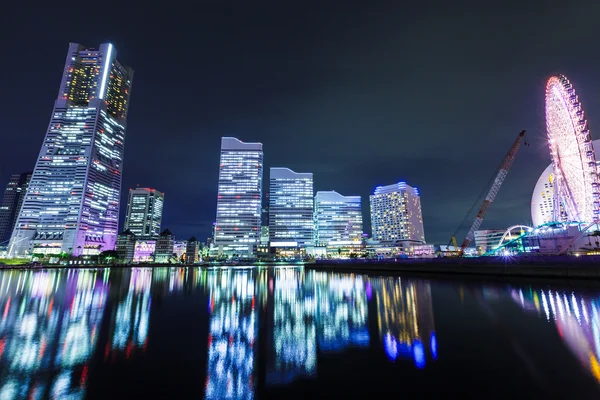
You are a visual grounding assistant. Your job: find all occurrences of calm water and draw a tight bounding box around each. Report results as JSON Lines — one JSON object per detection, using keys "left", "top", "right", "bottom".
{"left": 0, "top": 267, "right": 599, "bottom": 399}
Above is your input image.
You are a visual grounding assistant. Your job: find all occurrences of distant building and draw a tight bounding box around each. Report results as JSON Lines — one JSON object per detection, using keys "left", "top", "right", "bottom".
{"left": 155, "top": 229, "right": 174, "bottom": 263}
{"left": 474, "top": 229, "right": 505, "bottom": 255}
{"left": 314, "top": 191, "right": 363, "bottom": 254}
{"left": 9, "top": 43, "right": 134, "bottom": 257}
{"left": 260, "top": 226, "right": 269, "bottom": 245}
{"left": 116, "top": 229, "right": 136, "bottom": 263}
{"left": 370, "top": 182, "right": 425, "bottom": 244}
{"left": 124, "top": 188, "right": 164, "bottom": 238}
{"left": 269, "top": 168, "right": 313, "bottom": 255}
{"left": 213, "top": 137, "right": 263, "bottom": 257}
{"left": 133, "top": 239, "right": 155, "bottom": 263}
{"left": 0, "top": 172, "right": 32, "bottom": 244}
{"left": 173, "top": 240, "right": 187, "bottom": 260}
{"left": 186, "top": 237, "right": 200, "bottom": 263}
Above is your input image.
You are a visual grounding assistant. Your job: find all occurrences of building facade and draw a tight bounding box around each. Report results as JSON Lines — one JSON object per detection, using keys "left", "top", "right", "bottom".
{"left": 0, "top": 172, "right": 32, "bottom": 244}
{"left": 186, "top": 236, "right": 200, "bottom": 263}
{"left": 9, "top": 43, "right": 133, "bottom": 257}
{"left": 155, "top": 229, "right": 174, "bottom": 263}
{"left": 214, "top": 137, "right": 263, "bottom": 256}
{"left": 370, "top": 182, "right": 425, "bottom": 244}
{"left": 268, "top": 168, "right": 313, "bottom": 254}
{"left": 314, "top": 191, "right": 363, "bottom": 253}
{"left": 123, "top": 188, "right": 164, "bottom": 238}
{"left": 474, "top": 229, "right": 505, "bottom": 255}
{"left": 116, "top": 229, "right": 136, "bottom": 263}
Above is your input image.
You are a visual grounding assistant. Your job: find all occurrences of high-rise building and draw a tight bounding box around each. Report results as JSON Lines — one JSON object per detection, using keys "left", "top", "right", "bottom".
{"left": 123, "top": 188, "right": 164, "bottom": 238}
{"left": 9, "top": 43, "right": 133, "bottom": 257}
{"left": 370, "top": 182, "right": 425, "bottom": 244}
{"left": 214, "top": 137, "right": 263, "bottom": 256}
{"left": 0, "top": 172, "right": 32, "bottom": 244}
{"left": 314, "top": 191, "right": 363, "bottom": 251}
{"left": 269, "top": 168, "right": 313, "bottom": 253}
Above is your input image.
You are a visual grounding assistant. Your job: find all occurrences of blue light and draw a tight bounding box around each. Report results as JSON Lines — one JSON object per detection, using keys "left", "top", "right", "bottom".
{"left": 430, "top": 332, "right": 437, "bottom": 360}
{"left": 383, "top": 334, "right": 398, "bottom": 361}
{"left": 413, "top": 340, "right": 425, "bottom": 369}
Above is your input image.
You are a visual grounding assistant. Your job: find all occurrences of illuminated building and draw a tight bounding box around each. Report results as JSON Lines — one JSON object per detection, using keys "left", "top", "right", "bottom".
{"left": 268, "top": 168, "right": 313, "bottom": 254}
{"left": 214, "top": 137, "right": 263, "bottom": 257}
{"left": 123, "top": 188, "right": 164, "bottom": 238}
{"left": 133, "top": 240, "right": 155, "bottom": 263}
{"left": 369, "top": 182, "right": 425, "bottom": 244}
{"left": 173, "top": 240, "right": 187, "bottom": 260}
{"left": 185, "top": 237, "right": 199, "bottom": 263}
{"left": 0, "top": 172, "right": 31, "bottom": 244}
{"left": 474, "top": 229, "right": 505, "bottom": 255}
{"left": 154, "top": 229, "right": 174, "bottom": 263}
{"left": 314, "top": 191, "right": 363, "bottom": 254}
{"left": 9, "top": 43, "right": 134, "bottom": 257}
{"left": 116, "top": 229, "right": 136, "bottom": 263}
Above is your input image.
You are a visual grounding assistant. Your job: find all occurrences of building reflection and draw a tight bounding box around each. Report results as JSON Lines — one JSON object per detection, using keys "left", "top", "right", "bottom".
{"left": 106, "top": 268, "right": 152, "bottom": 361}
{"left": 0, "top": 269, "right": 108, "bottom": 399}
{"left": 510, "top": 286, "right": 600, "bottom": 383}
{"left": 205, "top": 269, "right": 257, "bottom": 400}
{"left": 370, "top": 277, "right": 437, "bottom": 368}
{"left": 267, "top": 268, "right": 316, "bottom": 385}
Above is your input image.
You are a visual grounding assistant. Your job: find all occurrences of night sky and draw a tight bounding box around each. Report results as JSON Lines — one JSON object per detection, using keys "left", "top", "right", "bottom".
{"left": 2, "top": 1, "right": 600, "bottom": 244}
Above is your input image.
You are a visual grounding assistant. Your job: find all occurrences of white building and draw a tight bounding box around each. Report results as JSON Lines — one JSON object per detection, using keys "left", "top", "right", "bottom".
{"left": 314, "top": 191, "right": 363, "bottom": 252}
{"left": 213, "top": 137, "right": 263, "bottom": 256}
{"left": 474, "top": 229, "right": 505, "bottom": 255}
{"left": 269, "top": 168, "right": 313, "bottom": 253}
{"left": 124, "top": 188, "right": 164, "bottom": 238}
{"left": 9, "top": 43, "right": 133, "bottom": 257}
{"left": 369, "top": 182, "right": 425, "bottom": 244}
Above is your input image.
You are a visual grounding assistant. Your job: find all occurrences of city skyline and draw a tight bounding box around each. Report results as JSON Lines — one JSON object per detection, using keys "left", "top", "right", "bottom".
{"left": 2, "top": 2, "right": 600, "bottom": 244}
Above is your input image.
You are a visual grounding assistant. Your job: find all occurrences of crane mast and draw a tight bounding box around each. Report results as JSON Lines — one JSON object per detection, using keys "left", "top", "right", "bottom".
{"left": 460, "top": 130, "right": 526, "bottom": 254}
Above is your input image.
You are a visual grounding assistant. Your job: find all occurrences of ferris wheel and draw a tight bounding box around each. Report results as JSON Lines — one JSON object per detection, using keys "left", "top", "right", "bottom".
{"left": 545, "top": 74, "right": 600, "bottom": 224}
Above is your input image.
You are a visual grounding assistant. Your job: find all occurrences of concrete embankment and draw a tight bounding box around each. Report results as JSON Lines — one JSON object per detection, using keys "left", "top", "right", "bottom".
{"left": 307, "top": 257, "right": 600, "bottom": 280}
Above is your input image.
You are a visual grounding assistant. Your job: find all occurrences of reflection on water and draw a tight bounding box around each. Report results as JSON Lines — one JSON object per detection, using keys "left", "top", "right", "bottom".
{"left": 0, "top": 269, "right": 108, "bottom": 399}
{"left": 510, "top": 285, "right": 600, "bottom": 383}
{"left": 2, "top": 266, "right": 600, "bottom": 397}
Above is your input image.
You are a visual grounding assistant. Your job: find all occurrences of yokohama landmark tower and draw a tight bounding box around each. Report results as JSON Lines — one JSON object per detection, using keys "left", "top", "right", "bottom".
{"left": 9, "top": 43, "right": 134, "bottom": 257}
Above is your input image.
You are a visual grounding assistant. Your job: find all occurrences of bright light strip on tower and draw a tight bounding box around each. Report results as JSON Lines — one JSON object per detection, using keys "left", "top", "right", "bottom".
{"left": 98, "top": 43, "right": 113, "bottom": 100}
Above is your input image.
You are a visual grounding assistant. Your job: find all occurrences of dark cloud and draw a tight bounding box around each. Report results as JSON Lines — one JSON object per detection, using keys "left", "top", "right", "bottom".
{"left": 1, "top": 0, "right": 600, "bottom": 244}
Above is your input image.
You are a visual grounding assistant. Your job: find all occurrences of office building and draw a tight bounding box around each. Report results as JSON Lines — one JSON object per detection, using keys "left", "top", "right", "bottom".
{"left": 370, "top": 182, "right": 425, "bottom": 244}
{"left": 0, "top": 172, "right": 32, "bottom": 244}
{"left": 116, "top": 229, "right": 136, "bottom": 263}
{"left": 269, "top": 168, "right": 313, "bottom": 254}
{"left": 314, "top": 191, "right": 363, "bottom": 253}
{"left": 186, "top": 236, "right": 200, "bottom": 263}
{"left": 474, "top": 229, "right": 505, "bottom": 255}
{"left": 155, "top": 229, "right": 174, "bottom": 263}
{"left": 9, "top": 43, "right": 134, "bottom": 257}
{"left": 214, "top": 137, "right": 263, "bottom": 256}
{"left": 124, "top": 188, "right": 164, "bottom": 238}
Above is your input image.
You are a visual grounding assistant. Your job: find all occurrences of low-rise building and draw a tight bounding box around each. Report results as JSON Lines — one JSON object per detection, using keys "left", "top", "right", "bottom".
{"left": 155, "top": 229, "right": 174, "bottom": 263}
{"left": 116, "top": 229, "right": 136, "bottom": 263}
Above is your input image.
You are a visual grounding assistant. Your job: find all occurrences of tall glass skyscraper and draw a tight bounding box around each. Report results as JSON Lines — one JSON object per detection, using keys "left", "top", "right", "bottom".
{"left": 369, "top": 182, "right": 425, "bottom": 243}
{"left": 123, "top": 188, "right": 164, "bottom": 238}
{"left": 214, "top": 137, "right": 263, "bottom": 256}
{"left": 314, "top": 191, "right": 363, "bottom": 250}
{"left": 9, "top": 43, "right": 133, "bottom": 257}
{"left": 269, "top": 168, "right": 313, "bottom": 252}
{"left": 0, "top": 172, "right": 32, "bottom": 244}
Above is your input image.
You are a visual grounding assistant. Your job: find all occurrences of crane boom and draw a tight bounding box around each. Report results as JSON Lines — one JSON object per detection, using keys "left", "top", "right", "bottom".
{"left": 460, "top": 130, "right": 526, "bottom": 253}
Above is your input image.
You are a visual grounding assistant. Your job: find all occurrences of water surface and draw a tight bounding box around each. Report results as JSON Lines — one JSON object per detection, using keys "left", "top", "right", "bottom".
{"left": 0, "top": 266, "right": 598, "bottom": 399}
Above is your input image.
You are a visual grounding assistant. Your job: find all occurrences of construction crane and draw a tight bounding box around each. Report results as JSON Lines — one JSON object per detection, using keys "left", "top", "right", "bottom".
{"left": 450, "top": 130, "right": 527, "bottom": 256}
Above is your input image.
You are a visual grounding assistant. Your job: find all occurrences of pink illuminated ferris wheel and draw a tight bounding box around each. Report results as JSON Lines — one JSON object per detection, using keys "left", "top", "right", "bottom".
{"left": 545, "top": 74, "right": 600, "bottom": 223}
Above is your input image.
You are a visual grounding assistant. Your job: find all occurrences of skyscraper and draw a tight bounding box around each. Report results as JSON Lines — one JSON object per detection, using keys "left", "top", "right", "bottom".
{"left": 9, "top": 43, "right": 133, "bottom": 257}
{"left": 314, "top": 191, "right": 363, "bottom": 251}
{"left": 123, "top": 188, "right": 164, "bottom": 238}
{"left": 370, "top": 182, "right": 425, "bottom": 244}
{"left": 269, "top": 168, "right": 313, "bottom": 254}
{"left": 0, "top": 172, "right": 32, "bottom": 244}
{"left": 214, "top": 137, "right": 263, "bottom": 256}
